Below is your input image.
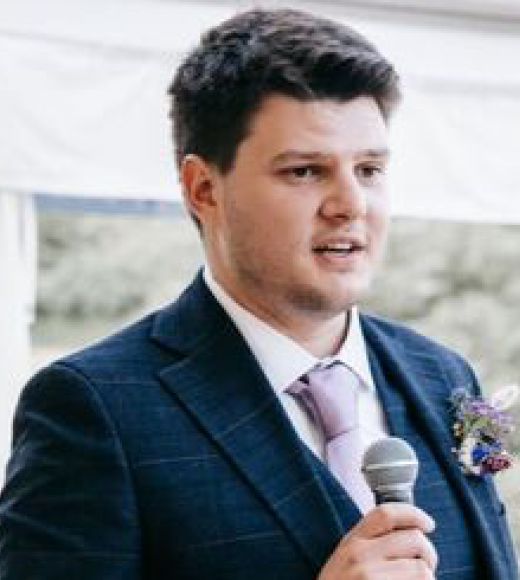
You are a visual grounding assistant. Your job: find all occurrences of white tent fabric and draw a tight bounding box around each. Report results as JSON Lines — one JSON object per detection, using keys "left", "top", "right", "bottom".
{"left": 1, "top": 0, "right": 520, "bottom": 221}
{"left": 0, "top": 33, "right": 176, "bottom": 200}
{"left": 390, "top": 87, "right": 520, "bottom": 222}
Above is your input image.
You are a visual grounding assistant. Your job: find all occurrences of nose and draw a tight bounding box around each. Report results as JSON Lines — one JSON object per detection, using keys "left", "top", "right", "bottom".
{"left": 320, "top": 168, "right": 367, "bottom": 222}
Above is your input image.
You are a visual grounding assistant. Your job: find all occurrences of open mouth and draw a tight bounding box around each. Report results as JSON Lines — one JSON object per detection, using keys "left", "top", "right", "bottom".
{"left": 313, "top": 242, "right": 362, "bottom": 254}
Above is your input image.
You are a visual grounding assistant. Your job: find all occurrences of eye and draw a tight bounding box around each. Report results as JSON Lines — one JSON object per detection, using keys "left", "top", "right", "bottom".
{"left": 292, "top": 166, "right": 316, "bottom": 178}
{"left": 356, "top": 163, "right": 385, "bottom": 185}
{"left": 282, "top": 164, "right": 325, "bottom": 182}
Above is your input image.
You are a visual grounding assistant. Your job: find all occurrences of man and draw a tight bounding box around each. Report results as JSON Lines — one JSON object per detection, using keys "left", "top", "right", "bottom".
{"left": 0, "top": 8, "right": 517, "bottom": 580}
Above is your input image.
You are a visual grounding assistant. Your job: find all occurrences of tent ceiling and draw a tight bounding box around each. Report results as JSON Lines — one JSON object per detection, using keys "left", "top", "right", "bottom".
{"left": 1, "top": 0, "right": 520, "bottom": 222}
{"left": 155, "top": 0, "right": 520, "bottom": 29}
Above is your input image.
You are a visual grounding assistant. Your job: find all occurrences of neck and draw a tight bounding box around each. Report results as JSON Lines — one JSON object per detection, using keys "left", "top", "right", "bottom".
{"left": 248, "top": 302, "right": 349, "bottom": 358}
{"left": 286, "top": 313, "right": 350, "bottom": 358}
{"left": 213, "top": 277, "right": 350, "bottom": 358}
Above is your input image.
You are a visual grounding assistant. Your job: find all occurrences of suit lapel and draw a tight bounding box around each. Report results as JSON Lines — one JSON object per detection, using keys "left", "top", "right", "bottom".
{"left": 151, "top": 274, "right": 346, "bottom": 571}
{"left": 361, "top": 315, "right": 509, "bottom": 579}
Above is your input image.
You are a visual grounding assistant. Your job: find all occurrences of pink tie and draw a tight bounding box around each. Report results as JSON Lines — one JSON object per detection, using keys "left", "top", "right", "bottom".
{"left": 289, "top": 363, "right": 375, "bottom": 513}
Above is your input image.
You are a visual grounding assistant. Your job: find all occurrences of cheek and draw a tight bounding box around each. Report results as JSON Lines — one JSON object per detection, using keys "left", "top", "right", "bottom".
{"left": 252, "top": 203, "right": 311, "bottom": 247}
{"left": 372, "top": 190, "right": 390, "bottom": 222}
{"left": 222, "top": 198, "right": 275, "bottom": 256}
{"left": 368, "top": 197, "right": 390, "bottom": 246}
{"left": 376, "top": 211, "right": 390, "bottom": 238}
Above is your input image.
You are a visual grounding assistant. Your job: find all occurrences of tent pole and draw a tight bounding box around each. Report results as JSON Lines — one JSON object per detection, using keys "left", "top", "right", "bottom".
{"left": 0, "top": 190, "right": 36, "bottom": 481}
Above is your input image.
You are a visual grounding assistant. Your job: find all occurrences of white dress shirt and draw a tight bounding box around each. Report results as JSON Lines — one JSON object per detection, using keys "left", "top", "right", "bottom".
{"left": 203, "top": 267, "right": 388, "bottom": 461}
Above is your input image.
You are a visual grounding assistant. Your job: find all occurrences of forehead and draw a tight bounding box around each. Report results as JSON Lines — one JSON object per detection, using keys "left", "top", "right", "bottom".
{"left": 240, "top": 94, "right": 389, "bottom": 159}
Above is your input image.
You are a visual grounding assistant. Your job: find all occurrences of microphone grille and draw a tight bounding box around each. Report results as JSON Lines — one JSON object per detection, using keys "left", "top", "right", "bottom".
{"left": 362, "top": 437, "right": 419, "bottom": 493}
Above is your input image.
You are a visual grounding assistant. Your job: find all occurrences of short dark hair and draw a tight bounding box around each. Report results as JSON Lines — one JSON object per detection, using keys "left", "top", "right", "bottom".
{"left": 169, "top": 8, "right": 400, "bottom": 173}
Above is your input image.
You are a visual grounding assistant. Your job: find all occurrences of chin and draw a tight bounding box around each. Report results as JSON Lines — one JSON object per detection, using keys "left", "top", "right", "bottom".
{"left": 329, "top": 293, "right": 361, "bottom": 314}
{"left": 288, "top": 282, "right": 364, "bottom": 316}
{"left": 329, "top": 274, "right": 372, "bottom": 303}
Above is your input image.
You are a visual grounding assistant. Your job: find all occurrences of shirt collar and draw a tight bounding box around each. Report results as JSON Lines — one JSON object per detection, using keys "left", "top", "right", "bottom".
{"left": 203, "top": 266, "right": 374, "bottom": 394}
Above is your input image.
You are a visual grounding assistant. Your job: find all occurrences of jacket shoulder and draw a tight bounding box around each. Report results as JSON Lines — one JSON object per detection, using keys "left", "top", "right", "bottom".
{"left": 360, "top": 312, "right": 476, "bottom": 383}
{"left": 37, "top": 308, "right": 171, "bottom": 394}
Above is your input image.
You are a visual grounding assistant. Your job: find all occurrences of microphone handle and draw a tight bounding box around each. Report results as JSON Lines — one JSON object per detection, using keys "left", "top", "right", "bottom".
{"left": 374, "top": 487, "right": 414, "bottom": 505}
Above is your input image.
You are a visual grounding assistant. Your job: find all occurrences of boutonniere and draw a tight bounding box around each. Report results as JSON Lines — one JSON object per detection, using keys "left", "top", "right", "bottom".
{"left": 450, "top": 384, "right": 518, "bottom": 476}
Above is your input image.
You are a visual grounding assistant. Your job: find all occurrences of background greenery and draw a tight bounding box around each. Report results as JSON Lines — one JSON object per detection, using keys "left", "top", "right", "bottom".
{"left": 35, "top": 210, "right": 520, "bottom": 554}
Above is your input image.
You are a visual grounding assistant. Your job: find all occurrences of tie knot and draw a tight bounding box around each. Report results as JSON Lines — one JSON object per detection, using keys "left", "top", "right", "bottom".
{"left": 289, "top": 363, "right": 359, "bottom": 440}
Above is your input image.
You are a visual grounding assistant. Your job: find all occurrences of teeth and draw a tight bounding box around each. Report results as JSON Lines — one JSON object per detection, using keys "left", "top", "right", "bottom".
{"left": 322, "top": 243, "right": 352, "bottom": 251}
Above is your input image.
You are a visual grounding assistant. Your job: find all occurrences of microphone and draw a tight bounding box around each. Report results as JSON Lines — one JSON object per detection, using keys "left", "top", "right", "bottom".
{"left": 362, "top": 437, "right": 419, "bottom": 505}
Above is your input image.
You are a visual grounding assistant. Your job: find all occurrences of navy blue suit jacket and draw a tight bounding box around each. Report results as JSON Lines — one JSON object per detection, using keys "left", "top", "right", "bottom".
{"left": 0, "top": 273, "right": 518, "bottom": 579}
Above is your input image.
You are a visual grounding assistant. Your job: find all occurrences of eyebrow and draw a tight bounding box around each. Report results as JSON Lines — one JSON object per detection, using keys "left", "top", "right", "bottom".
{"left": 271, "top": 148, "right": 391, "bottom": 165}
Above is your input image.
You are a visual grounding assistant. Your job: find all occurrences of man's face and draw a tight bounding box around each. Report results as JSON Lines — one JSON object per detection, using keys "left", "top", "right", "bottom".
{"left": 189, "top": 94, "right": 390, "bottom": 327}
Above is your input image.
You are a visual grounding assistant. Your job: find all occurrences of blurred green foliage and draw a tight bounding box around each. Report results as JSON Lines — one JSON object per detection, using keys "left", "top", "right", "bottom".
{"left": 37, "top": 213, "right": 520, "bottom": 387}
{"left": 37, "top": 211, "right": 203, "bottom": 321}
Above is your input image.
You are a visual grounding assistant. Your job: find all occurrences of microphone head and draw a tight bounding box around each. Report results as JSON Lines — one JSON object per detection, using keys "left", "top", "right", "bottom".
{"left": 362, "top": 437, "right": 419, "bottom": 505}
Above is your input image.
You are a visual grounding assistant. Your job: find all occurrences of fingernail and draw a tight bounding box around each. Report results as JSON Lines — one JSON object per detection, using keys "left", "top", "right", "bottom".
{"left": 426, "top": 515, "right": 436, "bottom": 533}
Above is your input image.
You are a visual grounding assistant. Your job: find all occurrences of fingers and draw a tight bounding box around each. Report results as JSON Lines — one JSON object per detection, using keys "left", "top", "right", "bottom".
{"left": 350, "top": 504, "right": 435, "bottom": 538}
{"left": 346, "top": 528, "right": 438, "bottom": 571}
{"left": 317, "top": 505, "right": 438, "bottom": 579}
{"left": 319, "top": 548, "right": 437, "bottom": 580}
{"left": 388, "top": 529, "right": 438, "bottom": 571}
{"left": 351, "top": 559, "right": 436, "bottom": 579}
{"left": 342, "top": 505, "right": 437, "bottom": 571}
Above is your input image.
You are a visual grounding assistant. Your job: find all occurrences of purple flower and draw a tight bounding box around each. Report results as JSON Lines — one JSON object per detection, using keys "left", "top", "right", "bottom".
{"left": 450, "top": 386, "right": 516, "bottom": 477}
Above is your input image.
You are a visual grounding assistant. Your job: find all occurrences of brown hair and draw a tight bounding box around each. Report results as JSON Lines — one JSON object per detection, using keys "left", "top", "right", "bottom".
{"left": 169, "top": 8, "right": 400, "bottom": 174}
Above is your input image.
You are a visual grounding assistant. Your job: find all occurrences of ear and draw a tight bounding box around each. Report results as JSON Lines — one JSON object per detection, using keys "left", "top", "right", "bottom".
{"left": 180, "top": 155, "right": 220, "bottom": 225}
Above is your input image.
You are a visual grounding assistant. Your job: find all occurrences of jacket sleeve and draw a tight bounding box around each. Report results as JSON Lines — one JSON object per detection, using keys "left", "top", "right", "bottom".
{"left": 0, "top": 363, "right": 142, "bottom": 579}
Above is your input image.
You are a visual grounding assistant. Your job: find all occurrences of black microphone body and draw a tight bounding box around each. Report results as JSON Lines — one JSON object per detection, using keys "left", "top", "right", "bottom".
{"left": 362, "top": 437, "right": 419, "bottom": 505}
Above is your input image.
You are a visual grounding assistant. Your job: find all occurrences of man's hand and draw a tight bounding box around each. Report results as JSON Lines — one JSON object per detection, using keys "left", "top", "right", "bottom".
{"left": 318, "top": 504, "right": 437, "bottom": 579}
